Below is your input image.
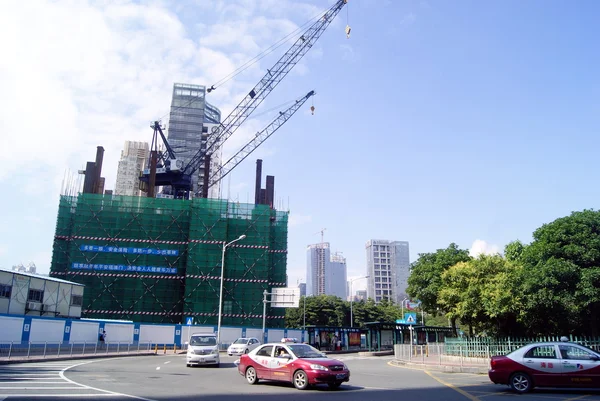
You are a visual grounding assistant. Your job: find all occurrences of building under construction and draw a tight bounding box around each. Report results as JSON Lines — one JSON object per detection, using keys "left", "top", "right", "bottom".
{"left": 50, "top": 191, "right": 288, "bottom": 327}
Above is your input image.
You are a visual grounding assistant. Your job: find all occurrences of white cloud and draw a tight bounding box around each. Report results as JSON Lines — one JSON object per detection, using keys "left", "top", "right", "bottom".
{"left": 289, "top": 214, "right": 312, "bottom": 227}
{"left": 469, "top": 239, "right": 501, "bottom": 258}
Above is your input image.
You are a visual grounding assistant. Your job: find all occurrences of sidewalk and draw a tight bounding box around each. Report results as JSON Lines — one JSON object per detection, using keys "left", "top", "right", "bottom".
{"left": 391, "top": 354, "right": 489, "bottom": 374}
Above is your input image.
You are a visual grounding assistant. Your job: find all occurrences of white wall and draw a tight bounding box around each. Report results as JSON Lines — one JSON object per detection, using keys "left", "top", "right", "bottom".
{"left": 104, "top": 323, "right": 134, "bottom": 344}
{"left": 29, "top": 319, "right": 65, "bottom": 343}
{"left": 220, "top": 327, "right": 242, "bottom": 345}
{"left": 70, "top": 321, "right": 100, "bottom": 343}
{"left": 139, "top": 324, "right": 174, "bottom": 344}
{"left": 287, "top": 329, "right": 303, "bottom": 340}
{"left": 246, "top": 328, "right": 263, "bottom": 341}
{"left": 267, "top": 329, "right": 284, "bottom": 343}
{"left": 0, "top": 316, "right": 23, "bottom": 343}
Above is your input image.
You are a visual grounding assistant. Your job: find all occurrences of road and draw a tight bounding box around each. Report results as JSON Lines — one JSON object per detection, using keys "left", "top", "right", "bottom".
{"left": 1, "top": 354, "right": 600, "bottom": 400}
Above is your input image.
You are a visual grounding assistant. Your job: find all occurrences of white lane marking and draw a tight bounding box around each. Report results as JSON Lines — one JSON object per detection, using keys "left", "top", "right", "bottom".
{"left": 60, "top": 359, "right": 159, "bottom": 401}
{"left": 0, "top": 394, "right": 116, "bottom": 398}
{"left": 156, "top": 367, "right": 160, "bottom": 370}
{"left": 0, "top": 377, "right": 62, "bottom": 380}
{"left": 0, "top": 386, "right": 83, "bottom": 389}
{"left": 164, "top": 361, "right": 171, "bottom": 364}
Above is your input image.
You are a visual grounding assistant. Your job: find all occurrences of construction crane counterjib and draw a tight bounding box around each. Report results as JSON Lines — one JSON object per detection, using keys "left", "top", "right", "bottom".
{"left": 182, "top": 0, "right": 347, "bottom": 176}
{"left": 206, "top": 90, "right": 316, "bottom": 191}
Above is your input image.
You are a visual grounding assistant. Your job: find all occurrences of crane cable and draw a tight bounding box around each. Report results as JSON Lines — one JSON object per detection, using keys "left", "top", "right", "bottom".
{"left": 208, "top": 3, "right": 336, "bottom": 91}
{"left": 154, "top": 4, "right": 334, "bottom": 123}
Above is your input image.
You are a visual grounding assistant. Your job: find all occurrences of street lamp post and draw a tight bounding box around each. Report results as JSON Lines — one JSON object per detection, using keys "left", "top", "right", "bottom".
{"left": 349, "top": 275, "right": 370, "bottom": 328}
{"left": 216, "top": 234, "right": 246, "bottom": 347}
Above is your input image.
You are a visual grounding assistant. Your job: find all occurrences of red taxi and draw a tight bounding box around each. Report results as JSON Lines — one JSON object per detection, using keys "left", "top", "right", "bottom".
{"left": 237, "top": 342, "right": 350, "bottom": 390}
{"left": 489, "top": 341, "right": 600, "bottom": 393}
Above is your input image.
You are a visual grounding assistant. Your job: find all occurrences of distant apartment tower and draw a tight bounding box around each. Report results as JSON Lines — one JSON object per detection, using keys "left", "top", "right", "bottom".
{"left": 355, "top": 290, "right": 367, "bottom": 301}
{"left": 365, "top": 240, "right": 410, "bottom": 303}
{"left": 298, "top": 283, "right": 306, "bottom": 297}
{"left": 115, "top": 141, "right": 149, "bottom": 196}
{"left": 306, "top": 243, "right": 347, "bottom": 299}
{"left": 167, "top": 83, "right": 222, "bottom": 198}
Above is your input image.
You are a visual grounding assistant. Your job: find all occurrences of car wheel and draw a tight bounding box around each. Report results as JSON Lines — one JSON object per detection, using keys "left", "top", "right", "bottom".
{"left": 244, "top": 348, "right": 249, "bottom": 354}
{"left": 186, "top": 363, "right": 191, "bottom": 368}
{"left": 293, "top": 370, "right": 309, "bottom": 390}
{"left": 509, "top": 372, "right": 532, "bottom": 393}
{"left": 246, "top": 366, "right": 259, "bottom": 385}
{"left": 328, "top": 381, "right": 342, "bottom": 389}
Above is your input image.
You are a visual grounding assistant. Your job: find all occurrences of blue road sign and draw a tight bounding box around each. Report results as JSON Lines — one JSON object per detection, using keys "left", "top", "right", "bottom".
{"left": 186, "top": 317, "right": 194, "bottom": 326}
{"left": 404, "top": 312, "right": 417, "bottom": 325}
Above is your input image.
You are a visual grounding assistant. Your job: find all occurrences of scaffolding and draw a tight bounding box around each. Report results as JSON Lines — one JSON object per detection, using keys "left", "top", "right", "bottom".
{"left": 50, "top": 193, "right": 288, "bottom": 326}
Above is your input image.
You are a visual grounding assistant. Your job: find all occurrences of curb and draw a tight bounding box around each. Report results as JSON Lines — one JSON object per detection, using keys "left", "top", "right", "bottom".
{"left": 0, "top": 352, "right": 156, "bottom": 365}
{"left": 390, "top": 359, "right": 488, "bottom": 374}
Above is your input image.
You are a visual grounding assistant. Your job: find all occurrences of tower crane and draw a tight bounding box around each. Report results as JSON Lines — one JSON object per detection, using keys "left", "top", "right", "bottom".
{"left": 139, "top": 0, "right": 348, "bottom": 199}
{"left": 206, "top": 90, "right": 315, "bottom": 193}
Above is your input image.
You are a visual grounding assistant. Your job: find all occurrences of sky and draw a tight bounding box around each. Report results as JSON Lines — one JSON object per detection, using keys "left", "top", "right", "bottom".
{"left": 1, "top": 0, "right": 599, "bottom": 293}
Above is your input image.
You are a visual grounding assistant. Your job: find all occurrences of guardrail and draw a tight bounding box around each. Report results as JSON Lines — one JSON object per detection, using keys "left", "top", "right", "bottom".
{"left": 0, "top": 341, "right": 154, "bottom": 361}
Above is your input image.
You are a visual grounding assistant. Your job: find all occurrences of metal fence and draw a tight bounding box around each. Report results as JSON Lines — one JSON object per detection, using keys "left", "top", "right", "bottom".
{"left": 445, "top": 336, "right": 600, "bottom": 357}
{"left": 0, "top": 342, "right": 154, "bottom": 361}
{"left": 394, "top": 343, "right": 491, "bottom": 366}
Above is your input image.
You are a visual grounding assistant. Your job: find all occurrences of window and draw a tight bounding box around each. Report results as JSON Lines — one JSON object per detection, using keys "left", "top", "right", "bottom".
{"left": 71, "top": 295, "right": 83, "bottom": 306}
{"left": 524, "top": 346, "right": 556, "bottom": 359}
{"left": 224, "top": 300, "right": 232, "bottom": 314}
{"left": 256, "top": 345, "right": 273, "bottom": 357}
{"left": 559, "top": 345, "right": 597, "bottom": 360}
{"left": 28, "top": 289, "right": 44, "bottom": 303}
{"left": 0, "top": 284, "right": 11, "bottom": 298}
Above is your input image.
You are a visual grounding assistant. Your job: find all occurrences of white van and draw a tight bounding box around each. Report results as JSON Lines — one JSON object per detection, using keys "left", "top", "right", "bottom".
{"left": 186, "top": 333, "right": 220, "bottom": 367}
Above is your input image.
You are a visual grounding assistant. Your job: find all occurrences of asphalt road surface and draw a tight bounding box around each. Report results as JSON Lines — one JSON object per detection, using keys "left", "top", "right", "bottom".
{"left": 2, "top": 354, "right": 600, "bottom": 401}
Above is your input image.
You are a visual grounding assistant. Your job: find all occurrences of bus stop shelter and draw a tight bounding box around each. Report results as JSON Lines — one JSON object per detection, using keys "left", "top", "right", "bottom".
{"left": 304, "top": 326, "right": 368, "bottom": 351}
{"left": 364, "top": 322, "right": 456, "bottom": 351}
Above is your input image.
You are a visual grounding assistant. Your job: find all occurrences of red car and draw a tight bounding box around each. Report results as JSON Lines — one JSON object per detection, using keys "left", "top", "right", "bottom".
{"left": 489, "top": 341, "right": 600, "bottom": 393}
{"left": 237, "top": 342, "right": 350, "bottom": 390}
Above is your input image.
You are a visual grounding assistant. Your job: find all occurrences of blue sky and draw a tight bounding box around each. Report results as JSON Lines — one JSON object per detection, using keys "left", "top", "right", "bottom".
{"left": 1, "top": 0, "right": 599, "bottom": 292}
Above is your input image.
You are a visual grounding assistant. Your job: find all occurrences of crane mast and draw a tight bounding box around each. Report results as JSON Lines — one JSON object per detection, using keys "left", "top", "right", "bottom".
{"left": 206, "top": 90, "right": 315, "bottom": 192}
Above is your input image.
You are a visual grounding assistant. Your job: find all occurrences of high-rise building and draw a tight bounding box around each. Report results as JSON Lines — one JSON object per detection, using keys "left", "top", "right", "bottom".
{"left": 298, "top": 282, "right": 306, "bottom": 297}
{"left": 166, "top": 83, "right": 222, "bottom": 198}
{"left": 355, "top": 290, "right": 367, "bottom": 301}
{"left": 365, "top": 240, "right": 410, "bottom": 304}
{"left": 306, "top": 243, "right": 347, "bottom": 299}
{"left": 115, "top": 141, "right": 149, "bottom": 196}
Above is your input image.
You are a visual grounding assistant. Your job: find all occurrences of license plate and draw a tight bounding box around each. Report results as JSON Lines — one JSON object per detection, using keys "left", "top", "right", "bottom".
{"left": 335, "top": 374, "right": 346, "bottom": 379}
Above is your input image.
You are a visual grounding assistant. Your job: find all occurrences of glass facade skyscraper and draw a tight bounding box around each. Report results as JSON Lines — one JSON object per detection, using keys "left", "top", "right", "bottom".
{"left": 167, "top": 83, "right": 222, "bottom": 197}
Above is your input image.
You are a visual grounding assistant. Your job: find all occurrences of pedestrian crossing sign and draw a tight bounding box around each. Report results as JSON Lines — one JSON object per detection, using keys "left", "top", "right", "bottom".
{"left": 404, "top": 313, "right": 416, "bottom": 325}
{"left": 186, "top": 317, "right": 194, "bottom": 325}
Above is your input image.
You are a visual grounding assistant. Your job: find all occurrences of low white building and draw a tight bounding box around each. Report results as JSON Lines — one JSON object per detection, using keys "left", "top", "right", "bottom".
{"left": 0, "top": 268, "right": 84, "bottom": 318}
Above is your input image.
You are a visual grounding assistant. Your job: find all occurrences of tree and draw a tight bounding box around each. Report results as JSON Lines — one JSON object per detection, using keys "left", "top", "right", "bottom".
{"left": 438, "top": 255, "right": 524, "bottom": 337}
{"left": 520, "top": 209, "right": 600, "bottom": 335}
{"left": 406, "top": 243, "right": 471, "bottom": 330}
{"left": 504, "top": 240, "right": 525, "bottom": 262}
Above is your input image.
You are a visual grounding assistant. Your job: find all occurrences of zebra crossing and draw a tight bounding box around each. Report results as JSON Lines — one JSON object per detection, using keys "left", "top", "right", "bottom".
{"left": 0, "top": 361, "right": 113, "bottom": 399}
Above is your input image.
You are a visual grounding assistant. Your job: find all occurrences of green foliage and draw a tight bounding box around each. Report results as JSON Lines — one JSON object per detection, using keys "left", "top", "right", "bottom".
{"left": 406, "top": 243, "right": 471, "bottom": 315}
{"left": 284, "top": 295, "right": 422, "bottom": 329}
{"left": 504, "top": 240, "right": 525, "bottom": 262}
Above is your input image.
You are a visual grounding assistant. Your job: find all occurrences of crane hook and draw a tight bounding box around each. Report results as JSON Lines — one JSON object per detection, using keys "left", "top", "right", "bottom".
{"left": 345, "top": 25, "right": 351, "bottom": 39}
{"left": 310, "top": 105, "right": 315, "bottom": 115}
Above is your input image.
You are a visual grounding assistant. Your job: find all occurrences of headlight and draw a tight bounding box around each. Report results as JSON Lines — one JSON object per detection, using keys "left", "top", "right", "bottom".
{"left": 309, "top": 364, "right": 328, "bottom": 371}
{"left": 212, "top": 348, "right": 219, "bottom": 355}
{"left": 343, "top": 364, "right": 349, "bottom": 371}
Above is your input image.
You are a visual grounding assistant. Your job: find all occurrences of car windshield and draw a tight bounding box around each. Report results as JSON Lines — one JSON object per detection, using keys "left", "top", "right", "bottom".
{"left": 190, "top": 336, "right": 216, "bottom": 346}
{"left": 288, "top": 344, "right": 326, "bottom": 358}
{"left": 233, "top": 338, "right": 248, "bottom": 344}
